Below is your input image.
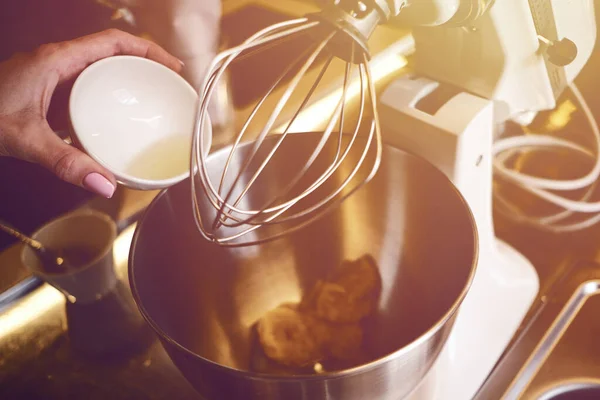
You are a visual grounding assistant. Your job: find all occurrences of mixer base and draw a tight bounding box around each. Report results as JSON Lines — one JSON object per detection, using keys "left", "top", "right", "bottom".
{"left": 379, "top": 75, "right": 540, "bottom": 399}
{"left": 408, "top": 238, "right": 539, "bottom": 400}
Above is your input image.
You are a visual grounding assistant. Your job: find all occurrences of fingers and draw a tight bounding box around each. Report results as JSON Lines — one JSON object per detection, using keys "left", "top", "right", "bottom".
{"left": 45, "top": 29, "right": 183, "bottom": 84}
{"left": 31, "top": 124, "right": 117, "bottom": 198}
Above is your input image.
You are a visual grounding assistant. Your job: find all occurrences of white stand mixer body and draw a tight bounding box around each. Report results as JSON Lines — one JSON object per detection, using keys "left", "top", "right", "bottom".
{"left": 379, "top": 76, "right": 540, "bottom": 399}
{"left": 407, "top": 0, "right": 596, "bottom": 124}
{"left": 376, "top": 0, "right": 596, "bottom": 395}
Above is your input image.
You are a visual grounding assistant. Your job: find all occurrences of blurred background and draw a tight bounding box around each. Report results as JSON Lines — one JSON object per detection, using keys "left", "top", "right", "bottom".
{"left": 1, "top": 0, "right": 600, "bottom": 252}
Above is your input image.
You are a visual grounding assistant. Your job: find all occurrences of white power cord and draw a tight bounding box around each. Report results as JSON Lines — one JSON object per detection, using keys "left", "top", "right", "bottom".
{"left": 492, "top": 83, "right": 600, "bottom": 232}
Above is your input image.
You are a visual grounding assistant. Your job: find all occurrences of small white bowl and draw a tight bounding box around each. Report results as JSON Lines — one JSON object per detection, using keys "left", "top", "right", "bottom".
{"left": 69, "top": 55, "right": 211, "bottom": 190}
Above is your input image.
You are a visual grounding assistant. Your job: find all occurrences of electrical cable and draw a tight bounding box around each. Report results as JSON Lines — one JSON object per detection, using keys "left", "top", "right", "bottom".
{"left": 492, "top": 83, "right": 600, "bottom": 232}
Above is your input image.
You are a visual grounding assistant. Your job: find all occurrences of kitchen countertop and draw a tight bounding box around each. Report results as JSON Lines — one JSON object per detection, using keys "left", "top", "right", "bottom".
{"left": 0, "top": 220, "right": 201, "bottom": 400}
{"left": 0, "top": 187, "right": 159, "bottom": 306}
{"left": 474, "top": 259, "right": 600, "bottom": 399}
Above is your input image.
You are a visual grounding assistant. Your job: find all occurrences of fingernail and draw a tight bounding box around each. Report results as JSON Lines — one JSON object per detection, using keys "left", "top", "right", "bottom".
{"left": 83, "top": 173, "right": 115, "bottom": 198}
{"left": 178, "top": 59, "right": 185, "bottom": 67}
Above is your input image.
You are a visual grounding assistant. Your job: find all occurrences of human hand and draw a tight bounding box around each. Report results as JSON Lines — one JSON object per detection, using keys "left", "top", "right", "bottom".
{"left": 0, "top": 29, "right": 183, "bottom": 198}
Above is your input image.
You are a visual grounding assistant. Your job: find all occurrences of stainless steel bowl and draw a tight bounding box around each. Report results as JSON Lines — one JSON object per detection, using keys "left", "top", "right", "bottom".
{"left": 129, "top": 133, "right": 478, "bottom": 400}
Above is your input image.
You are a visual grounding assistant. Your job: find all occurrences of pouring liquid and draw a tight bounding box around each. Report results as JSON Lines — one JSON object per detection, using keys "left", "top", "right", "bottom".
{"left": 125, "top": 135, "right": 192, "bottom": 181}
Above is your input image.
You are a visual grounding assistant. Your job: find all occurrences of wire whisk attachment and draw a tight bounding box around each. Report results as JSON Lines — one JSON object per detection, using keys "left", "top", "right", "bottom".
{"left": 190, "top": 16, "right": 382, "bottom": 247}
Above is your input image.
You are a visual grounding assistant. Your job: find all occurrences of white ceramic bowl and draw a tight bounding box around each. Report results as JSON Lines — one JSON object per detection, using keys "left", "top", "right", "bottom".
{"left": 69, "top": 55, "right": 211, "bottom": 190}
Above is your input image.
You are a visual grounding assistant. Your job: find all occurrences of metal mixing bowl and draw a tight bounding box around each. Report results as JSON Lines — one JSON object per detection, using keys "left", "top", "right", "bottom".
{"left": 129, "top": 133, "right": 478, "bottom": 400}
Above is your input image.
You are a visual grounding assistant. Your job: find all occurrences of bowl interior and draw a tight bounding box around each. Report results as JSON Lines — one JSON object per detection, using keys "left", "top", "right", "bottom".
{"left": 69, "top": 55, "right": 210, "bottom": 189}
{"left": 130, "top": 133, "right": 477, "bottom": 375}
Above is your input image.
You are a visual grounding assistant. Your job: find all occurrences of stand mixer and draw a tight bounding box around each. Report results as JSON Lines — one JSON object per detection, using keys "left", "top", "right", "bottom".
{"left": 190, "top": 0, "right": 598, "bottom": 398}
{"left": 380, "top": 2, "right": 595, "bottom": 398}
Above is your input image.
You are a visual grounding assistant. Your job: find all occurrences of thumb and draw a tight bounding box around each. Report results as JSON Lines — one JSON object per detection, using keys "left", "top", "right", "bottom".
{"left": 33, "top": 127, "right": 117, "bottom": 198}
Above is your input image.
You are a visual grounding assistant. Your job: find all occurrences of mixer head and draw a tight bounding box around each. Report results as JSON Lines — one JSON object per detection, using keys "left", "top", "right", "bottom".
{"left": 191, "top": 1, "right": 406, "bottom": 246}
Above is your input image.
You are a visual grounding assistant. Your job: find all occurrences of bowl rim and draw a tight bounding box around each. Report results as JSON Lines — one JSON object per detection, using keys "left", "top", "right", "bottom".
{"left": 128, "top": 134, "right": 480, "bottom": 381}
{"left": 68, "top": 55, "right": 212, "bottom": 191}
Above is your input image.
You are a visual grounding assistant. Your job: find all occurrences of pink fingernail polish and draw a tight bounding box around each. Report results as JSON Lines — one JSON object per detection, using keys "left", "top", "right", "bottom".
{"left": 83, "top": 173, "right": 115, "bottom": 198}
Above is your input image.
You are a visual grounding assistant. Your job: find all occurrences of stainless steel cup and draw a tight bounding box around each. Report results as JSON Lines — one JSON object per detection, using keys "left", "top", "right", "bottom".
{"left": 21, "top": 209, "right": 117, "bottom": 304}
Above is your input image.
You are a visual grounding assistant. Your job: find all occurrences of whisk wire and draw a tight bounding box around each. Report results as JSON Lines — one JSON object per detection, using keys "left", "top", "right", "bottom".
{"left": 226, "top": 43, "right": 357, "bottom": 226}
{"left": 241, "top": 51, "right": 381, "bottom": 228}
{"left": 211, "top": 34, "right": 334, "bottom": 231}
{"left": 363, "top": 53, "right": 383, "bottom": 184}
{"left": 194, "top": 18, "right": 318, "bottom": 180}
{"left": 266, "top": 61, "right": 372, "bottom": 224}
{"left": 191, "top": 18, "right": 384, "bottom": 246}
{"left": 219, "top": 58, "right": 352, "bottom": 230}
{"left": 191, "top": 18, "right": 319, "bottom": 228}
{"left": 215, "top": 55, "right": 335, "bottom": 229}
{"left": 217, "top": 46, "right": 326, "bottom": 199}
{"left": 262, "top": 50, "right": 370, "bottom": 223}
